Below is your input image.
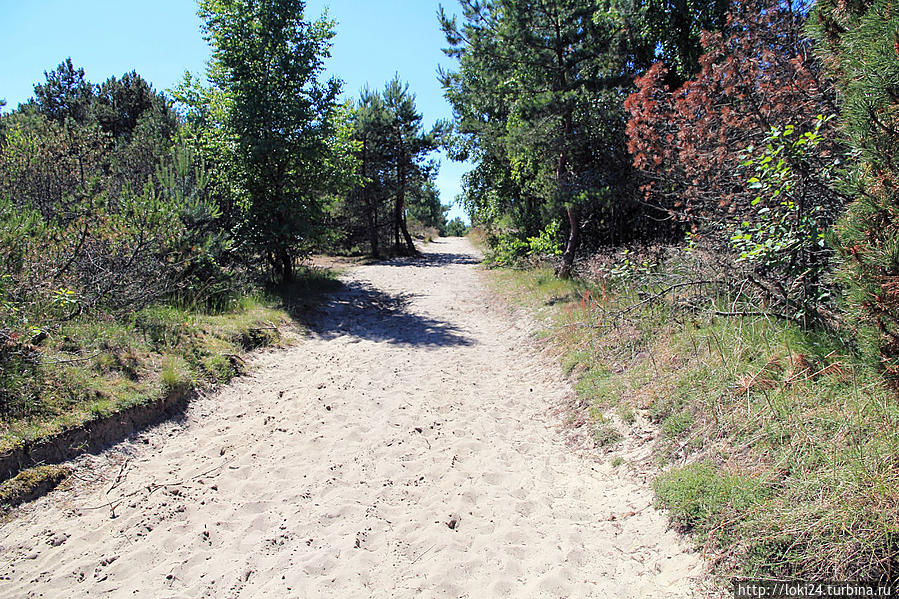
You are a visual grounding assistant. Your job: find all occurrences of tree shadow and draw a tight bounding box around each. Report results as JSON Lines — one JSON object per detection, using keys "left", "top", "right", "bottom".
{"left": 288, "top": 280, "right": 474, "bottom": 347}
{"left": 379, "top": 241, "right": 482, "bottom": 269}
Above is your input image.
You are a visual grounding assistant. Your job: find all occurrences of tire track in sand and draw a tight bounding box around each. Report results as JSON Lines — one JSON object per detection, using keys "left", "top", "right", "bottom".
{"left": 0, "top": 237, "right": 703, "bottom": 598}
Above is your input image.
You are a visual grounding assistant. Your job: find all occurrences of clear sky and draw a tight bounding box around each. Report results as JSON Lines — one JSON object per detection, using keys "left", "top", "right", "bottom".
{"left": 1, "top": 0, "right": 469, "bottom": 222}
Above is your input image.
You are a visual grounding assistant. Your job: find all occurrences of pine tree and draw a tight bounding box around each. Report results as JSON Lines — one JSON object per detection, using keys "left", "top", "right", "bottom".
{"left": 809, "top": 0, "right": 899, "bottom": 377}
{"left": 440, "top": 0, "right": 642, "bottom": 277}
{"left": 382, "top": 77, "right": 442, "bottom": 255}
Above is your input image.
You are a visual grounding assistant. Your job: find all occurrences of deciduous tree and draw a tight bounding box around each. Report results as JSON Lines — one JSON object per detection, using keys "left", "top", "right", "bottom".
{"left": 624, "top": 1, "right": 842, "bottom": 315}
{"left": 199, "top": 0, "right": 353, "bottom": 282}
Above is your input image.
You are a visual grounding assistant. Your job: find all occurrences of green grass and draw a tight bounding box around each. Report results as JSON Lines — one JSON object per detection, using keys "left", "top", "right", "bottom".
{"left": 0, "top": 281, "right": 329, "bottom": 455}
{"left": 486, "top": 261, "right": 899, "bottom": 582}
{"left": 0, "top": 465, "right": 70, "bottom": 509}
{"left": 654, "top": 462, "right": 769, "bottom": 544}
{"left": 592, "top": 416, "right": 623, "bottom": 448}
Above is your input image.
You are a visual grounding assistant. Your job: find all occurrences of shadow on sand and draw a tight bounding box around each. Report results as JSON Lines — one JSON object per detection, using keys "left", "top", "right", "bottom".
{"left": 279, "top": 243, "right": 479, "bottom": 347}
{"left": 303, "top": 281, "right": 473, "bottom": 347}
{"left": 378, "top": 240, "right": 482, "bottom": 269}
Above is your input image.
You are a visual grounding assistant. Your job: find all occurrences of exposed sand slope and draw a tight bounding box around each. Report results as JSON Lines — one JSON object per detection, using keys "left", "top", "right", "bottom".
{"left": 0, "top": 237, "right": 703, "bottom": 598}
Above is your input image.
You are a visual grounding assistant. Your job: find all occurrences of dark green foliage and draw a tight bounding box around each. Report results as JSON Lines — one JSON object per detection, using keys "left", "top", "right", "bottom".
{"left": 31, "top": 58, "right": 95, "bottom": 125}
{"left": 335, "top": 86, "right": 392, "bottom": 256}
{"left": 95, "top": 71, "right": 177, "bottom": 142}
{"left": 809, "top": 0, "right": 899, "bottom": 379}
{"left": 439, "top": 0, "right": 704, "bottom": 277}
{"left": 199, "top": 0, "right": 355, "bottom": 282}
{"left": 618, "top": 0, "right": 732, "bottom": 83}
{"left": 444, "top": 217, "right": 470, "bottom": 237}
{"left": 332, "top": 78, "right": 445, "bottom": 257}
{"left": 0, "top": 110, "right": 108, "bottom": 221}
{"left": 407, "top": 179, "right": 449, "bottom": 236}
{"left": 0, "top": 59, "right": 239, "bottom": 422}
{"left": 382, "top": 77, "right": 445, "bottom": 254}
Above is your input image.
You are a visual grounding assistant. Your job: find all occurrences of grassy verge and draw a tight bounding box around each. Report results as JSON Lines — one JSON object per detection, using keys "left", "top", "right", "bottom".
{"left": 0, "top": 465, "right": 70, "bottom": 510}
{"left": 486, "top": 265, "right": 899, "bottom": 582}
{"left": 0, "top": 266, "right": 341, "bottom": 459}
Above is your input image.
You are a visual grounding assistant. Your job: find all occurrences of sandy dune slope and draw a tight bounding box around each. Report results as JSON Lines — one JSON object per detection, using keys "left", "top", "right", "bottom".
{"left": 0, "top": 237, "right": 703, "bottom": 598}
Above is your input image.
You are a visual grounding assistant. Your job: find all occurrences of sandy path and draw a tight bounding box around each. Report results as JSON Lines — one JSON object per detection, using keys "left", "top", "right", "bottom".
{"left": 0, "top": 237, "right": 702, "bottom": 598}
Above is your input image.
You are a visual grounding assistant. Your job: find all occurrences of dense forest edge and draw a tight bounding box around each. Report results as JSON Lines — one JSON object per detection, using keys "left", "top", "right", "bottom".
{"left": 1, "top": 0, "right": 898, "bottom": 586}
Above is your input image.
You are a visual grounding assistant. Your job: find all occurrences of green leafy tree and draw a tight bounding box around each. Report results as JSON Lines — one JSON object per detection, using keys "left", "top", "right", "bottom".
{"left": 171, "top": 71, "right": 246, "bottom": 233}
{"left": 382, "top": 76, "right": 443, "bottom": 255}
{"left": 730, "top": 116, "right": 840, "bottom": 320}
{"left": 199, "top": 0, "right": 353, "bottom": 282}
{"left": 440, "top": 0, "right": 639, "bottom": 277}
{"left": 445, "top": 216, "right": 470, "bottom": 237}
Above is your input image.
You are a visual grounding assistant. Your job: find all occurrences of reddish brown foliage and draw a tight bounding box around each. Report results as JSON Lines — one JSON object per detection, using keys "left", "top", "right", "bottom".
{"left": 624, "top": 1, "right": 839, "bottom": 236}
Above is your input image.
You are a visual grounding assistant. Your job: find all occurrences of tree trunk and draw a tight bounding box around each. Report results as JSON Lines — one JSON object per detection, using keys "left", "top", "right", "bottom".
{"left": 394, "top": 154, "right": 417, "bottom": 255}
{"left": 400, "top": 210, "right": 416, "bottom": 255}
{"left": 361, "top": 141, "right": 380, "bottom": 258}
{"left": 393, "top": 195, "right": 403, "bottom": 253}
{"left": 558, "top": 206, "right": 579, "bottom": 279}
{"left": 279, "top": 247, "right": 293, "bottom": 283}
{"left": 368, "top": 200, "right": 380, "bottom": 259}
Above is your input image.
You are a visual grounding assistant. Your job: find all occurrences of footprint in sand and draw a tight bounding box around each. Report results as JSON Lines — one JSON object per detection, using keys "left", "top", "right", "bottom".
{"left": 0, "top": 238, "right": 703, "bottom": 598}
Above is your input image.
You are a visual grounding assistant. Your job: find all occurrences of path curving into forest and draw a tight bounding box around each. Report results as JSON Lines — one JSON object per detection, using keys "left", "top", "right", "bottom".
{"left": 0, "top": 237, "right": 703, "bottom": 598}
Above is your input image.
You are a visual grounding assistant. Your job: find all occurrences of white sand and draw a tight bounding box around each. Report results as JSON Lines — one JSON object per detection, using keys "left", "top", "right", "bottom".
{"left": 0, "top": 237, "right": 703, "bottom": 598}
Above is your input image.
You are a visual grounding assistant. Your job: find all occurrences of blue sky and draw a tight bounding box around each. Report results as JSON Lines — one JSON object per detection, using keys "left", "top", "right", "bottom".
{"left": 1, "top": 0, "right": 469, "bottom": 221}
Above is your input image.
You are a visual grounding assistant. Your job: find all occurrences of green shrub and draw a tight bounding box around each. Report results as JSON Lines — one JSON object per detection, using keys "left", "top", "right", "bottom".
{"left": 160, "top": 355, "right": 192, "bottom": 391}
{"left": 445, "top": 217, "right": 470, "bottom": 237}
{"left": 527, "top": 220, "right": 562, "bottom": 256}
{"left": 592, "top": 418, "right": 622, "bottom": 448}
{"left": 654, "top": 462, "right": 768, "bottom": 540}
{"left": 731, "top": 116, "right": 839, "bottom": 320}
{"left": 486, "top": 233, "right": 530, "bottom": 267}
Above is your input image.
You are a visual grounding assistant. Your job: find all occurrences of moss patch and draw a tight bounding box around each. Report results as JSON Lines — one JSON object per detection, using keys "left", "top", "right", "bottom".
{"left": 0, "top": 465, "right": 70, "bottom": 509}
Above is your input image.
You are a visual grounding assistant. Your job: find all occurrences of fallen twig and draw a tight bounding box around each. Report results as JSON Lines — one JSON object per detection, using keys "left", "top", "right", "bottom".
{"left": 410, "top": 544, "right": 437, "bottom": 565}
{"left": 83, "top": 456, "right": 237, "bottom": 516}
{"left": 41, "top": 351, "right": 103, "bottom": 366}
